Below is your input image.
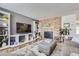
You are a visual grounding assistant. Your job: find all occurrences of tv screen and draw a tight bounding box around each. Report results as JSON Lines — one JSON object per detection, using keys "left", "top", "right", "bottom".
{"left": 16, "top": 23, "right": 31, "bottom": 33}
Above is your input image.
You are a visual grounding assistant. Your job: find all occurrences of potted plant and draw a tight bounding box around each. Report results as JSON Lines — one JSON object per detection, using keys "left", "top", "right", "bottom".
{"left": 60, "top": 28, "right": 71, "bottom": 41}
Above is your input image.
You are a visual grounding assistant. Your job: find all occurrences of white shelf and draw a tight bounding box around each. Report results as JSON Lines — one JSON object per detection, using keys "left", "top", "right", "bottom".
{"left": 0, "top": 35, "right": 7, "bottom": 36}
{"left": 0, "top": 10, "right": 10, "bottom": 46}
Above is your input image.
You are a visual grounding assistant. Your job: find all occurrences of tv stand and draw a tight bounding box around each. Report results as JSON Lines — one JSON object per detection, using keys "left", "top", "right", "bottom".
{"left": 0, "top": 35, "right": 42, "bottom": 53}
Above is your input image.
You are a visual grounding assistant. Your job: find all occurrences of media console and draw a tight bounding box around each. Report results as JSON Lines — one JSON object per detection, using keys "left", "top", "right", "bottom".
{"left": 0, "top": 33, "right": 42, "bottom": 53}
{"left": 10, "top": 33, "right": 34, "bottom": 46}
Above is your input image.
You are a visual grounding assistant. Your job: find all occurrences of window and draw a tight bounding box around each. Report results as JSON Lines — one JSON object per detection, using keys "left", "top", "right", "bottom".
{"left": 76, "top": 23, "right": 79, "bottom": 34}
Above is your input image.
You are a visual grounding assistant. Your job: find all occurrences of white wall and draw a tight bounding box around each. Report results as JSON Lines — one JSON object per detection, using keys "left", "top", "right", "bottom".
{"left": 61, "top": 14, "right": 79, "bottom": 43}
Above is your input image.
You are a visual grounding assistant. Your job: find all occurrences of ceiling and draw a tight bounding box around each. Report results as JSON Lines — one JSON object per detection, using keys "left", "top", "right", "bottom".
{"left": 0, "top": 3, "right": 79, "bottom": 20}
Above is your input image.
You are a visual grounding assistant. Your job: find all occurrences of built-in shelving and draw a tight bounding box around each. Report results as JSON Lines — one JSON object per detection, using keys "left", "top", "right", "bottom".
{"left": 0, "top": 10, "right": 10, "bottom": 48}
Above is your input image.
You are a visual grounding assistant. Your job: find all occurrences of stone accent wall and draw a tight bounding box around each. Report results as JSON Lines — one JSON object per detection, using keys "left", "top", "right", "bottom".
{"left": 39, "top": 17, "right": 61, "bottom": 39}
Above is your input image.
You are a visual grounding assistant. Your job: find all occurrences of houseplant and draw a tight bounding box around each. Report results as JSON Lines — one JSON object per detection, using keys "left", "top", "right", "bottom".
{"left": 60, "top": 28, "right": 71, "bottom": 41}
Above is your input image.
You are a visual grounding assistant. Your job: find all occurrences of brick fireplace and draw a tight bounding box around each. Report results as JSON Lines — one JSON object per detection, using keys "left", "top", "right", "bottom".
{"left": 39, "top": 17, "right": 61, "bottom": 39}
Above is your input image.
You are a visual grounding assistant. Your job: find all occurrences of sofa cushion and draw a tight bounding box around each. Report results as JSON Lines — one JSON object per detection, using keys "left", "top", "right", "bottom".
{"left": 30, "top": 46, "right": 46, "bottom": 56}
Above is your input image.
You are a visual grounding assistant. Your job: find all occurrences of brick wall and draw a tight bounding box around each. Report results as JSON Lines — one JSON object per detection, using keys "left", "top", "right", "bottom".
{"left": 39, "top": 17, "right": 61, "bottom": 39}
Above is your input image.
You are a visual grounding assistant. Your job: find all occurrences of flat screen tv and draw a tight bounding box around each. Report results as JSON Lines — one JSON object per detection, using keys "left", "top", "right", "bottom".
{"left": 16, "top": 23, "right": 31, "bottom": 33}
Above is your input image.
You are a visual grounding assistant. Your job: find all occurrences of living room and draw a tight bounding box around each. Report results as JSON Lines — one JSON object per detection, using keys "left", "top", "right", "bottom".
{"left": 0, "top": 3, "right": 79, "bottom": 56}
